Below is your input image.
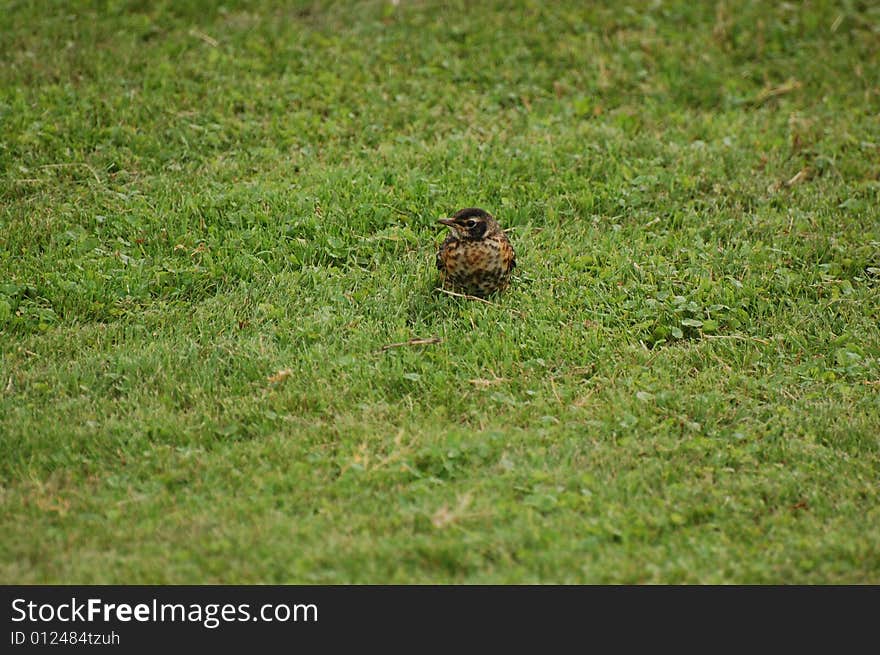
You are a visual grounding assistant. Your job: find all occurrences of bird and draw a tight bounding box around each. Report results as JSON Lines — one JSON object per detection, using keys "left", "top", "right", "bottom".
{"left": 436, "top": 207, "right": 516, "bottom": 297}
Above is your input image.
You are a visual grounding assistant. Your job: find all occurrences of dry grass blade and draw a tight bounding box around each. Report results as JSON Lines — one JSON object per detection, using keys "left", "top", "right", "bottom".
{"left": 266, "top": 368, "right": 293, "bottom": 384}
{"left": 435, "top": 287, "right": 499, "bottom": 305}
{"left": 753, "top": 78, "right": 802, "bottom": 105}
{"left": 435, "top": 287, "right": 524, "bottom": 316}
{"left": 784, "top": 168, "right": 811, "bottom": 187}
{"left": 381, "top": 336, "right": 443, "bottom": 352}
{"left": 431, "top": 493, "right": 472, "bottom": 529}
{"left": 189, "top": 28, "right": 219, "bottom": 47}
{"left": 468, "top": 376, "right": 507, "bottom": 388}
{"left": 703, "top": 334, "right": 771, "bottom": 345}
{"left": 768, "top": 167, "right": 812, "bottom": 193}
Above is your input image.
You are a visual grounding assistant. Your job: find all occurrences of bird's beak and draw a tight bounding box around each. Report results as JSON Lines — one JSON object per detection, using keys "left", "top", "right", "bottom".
{"left": 437, "top": 218, "right": 457, "bottom": 227}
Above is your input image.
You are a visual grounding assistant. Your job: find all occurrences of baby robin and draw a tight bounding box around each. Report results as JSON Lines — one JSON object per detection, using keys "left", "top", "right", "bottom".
{"left": 436, "top": 207, "right": 516, "bottom": 297}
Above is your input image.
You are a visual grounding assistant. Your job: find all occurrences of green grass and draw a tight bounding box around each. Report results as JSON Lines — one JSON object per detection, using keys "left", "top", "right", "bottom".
{"left": 1, "top": 0, "right": 879, "bottom": 583}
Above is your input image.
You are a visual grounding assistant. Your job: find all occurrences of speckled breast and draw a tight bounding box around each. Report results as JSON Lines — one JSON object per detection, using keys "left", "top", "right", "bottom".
{"left": 439, "top": 234, "right": 514, "bottom": 296}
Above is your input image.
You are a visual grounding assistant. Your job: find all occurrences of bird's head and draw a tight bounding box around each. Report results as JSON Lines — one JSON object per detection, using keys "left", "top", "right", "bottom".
{"left": 438, "top": 207, "right": 499, "bottom": 241}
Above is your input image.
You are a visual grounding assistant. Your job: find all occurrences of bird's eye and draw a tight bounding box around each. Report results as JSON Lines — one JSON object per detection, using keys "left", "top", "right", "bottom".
{"left": 466, "top": 219, "right": 477, "bottom": 227}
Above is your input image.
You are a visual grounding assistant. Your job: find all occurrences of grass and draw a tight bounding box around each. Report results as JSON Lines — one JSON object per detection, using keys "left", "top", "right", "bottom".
{"left": 1, "top": 0, "right": 879, "bottom": 583}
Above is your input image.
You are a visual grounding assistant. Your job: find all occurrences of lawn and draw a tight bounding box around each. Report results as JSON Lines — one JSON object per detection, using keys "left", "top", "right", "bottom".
{"left": 1, "top": 0, "right": 878, "bottom": 583}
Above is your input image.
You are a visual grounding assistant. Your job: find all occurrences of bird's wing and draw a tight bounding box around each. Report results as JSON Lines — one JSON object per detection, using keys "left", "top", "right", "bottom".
{"left": 436, "top": 235, "right": 456, "bottom": 271}
{"left": 502, "top": 236, "right": 516, "bottom": 272}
